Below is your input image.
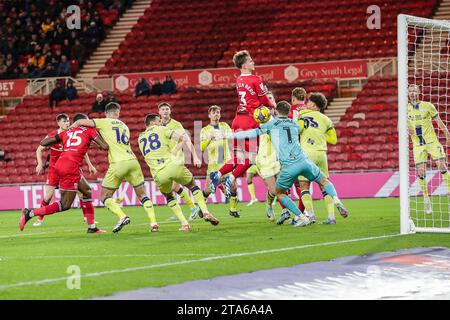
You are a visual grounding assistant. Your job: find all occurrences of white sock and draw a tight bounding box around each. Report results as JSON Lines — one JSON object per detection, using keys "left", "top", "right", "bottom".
{"left": 305, "top": 209, "right": 314, "bottom": 217}
{"left": 333, "top": 196, "right": 341, "bottom": 205}
{"left": 88, "top": 224, "right": 96, "bottom": 229}
{"left": 328, "top": 212, "right": 336, "bottom": 221}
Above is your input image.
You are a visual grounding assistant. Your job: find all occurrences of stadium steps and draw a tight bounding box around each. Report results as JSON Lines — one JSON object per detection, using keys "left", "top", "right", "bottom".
{"left": 325, "top": 98, "right": 356, "bottom": 124}
{"left": 411, "top": 0, "right": 450, "bottom": 72}
{"left": 76, "top": 0, "right": 152, "bottom": 80}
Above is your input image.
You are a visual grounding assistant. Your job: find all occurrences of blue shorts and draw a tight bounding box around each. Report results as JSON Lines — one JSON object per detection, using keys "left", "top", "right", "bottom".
{"left": 276, "top": 159, "right": 324, "bottom": 191}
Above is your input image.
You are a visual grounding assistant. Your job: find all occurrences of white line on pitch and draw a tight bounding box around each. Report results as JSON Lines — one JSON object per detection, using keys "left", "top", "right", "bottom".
{"left": 0, "top": 220, "right": 184, "bottom": 239}
{"left": 0, "top": 233, "right": 403, "bottom": 291}
{"left": 0, "top": 253, "right": 219, "bottom": 260}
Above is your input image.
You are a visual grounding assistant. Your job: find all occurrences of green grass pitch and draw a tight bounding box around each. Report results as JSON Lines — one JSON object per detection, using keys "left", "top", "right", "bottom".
{"left": 0, "top": 197, "right": 449, "bottom": 299}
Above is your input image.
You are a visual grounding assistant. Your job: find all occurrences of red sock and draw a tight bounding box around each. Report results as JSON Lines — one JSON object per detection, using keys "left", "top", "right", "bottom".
{"left": 40, "top": 200, "right": 49, "bottom": 207}
{"left": 38, "top": 200, "right": 49, "bottom": 221}
{"left": 33, "top": 202, "right": 61, "bottom": 216}
{"left": 231, "top": 158, "right": 251, "bottom": 178}
{"left": 295, "top": 186, "right": 305, "bottom": 212}
{"left": 219, "top": 162, "right": 236, "bottom": 176}
{"left": 80, "top": 200, "right": 95, "bottom": 225}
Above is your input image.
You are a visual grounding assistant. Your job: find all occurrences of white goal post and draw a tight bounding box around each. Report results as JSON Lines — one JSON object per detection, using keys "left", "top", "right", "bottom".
{"left": 398, "top": 14, "right": 450, "bottom": 234}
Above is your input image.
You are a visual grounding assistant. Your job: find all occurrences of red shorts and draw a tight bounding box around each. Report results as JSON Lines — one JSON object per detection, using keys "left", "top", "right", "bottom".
{"left": 232, "top": 113, "right": 260, "bottom": 154}
{"left": 46, "top": 167, "right": 60, "bottom": 187}
{"left": 55, "top": 160, "right": 81, "bottom": 191}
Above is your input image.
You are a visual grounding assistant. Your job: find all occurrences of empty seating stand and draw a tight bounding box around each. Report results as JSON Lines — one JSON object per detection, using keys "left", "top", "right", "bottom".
{"left": 99, "top": 0, "right": 438, "bottom": 75}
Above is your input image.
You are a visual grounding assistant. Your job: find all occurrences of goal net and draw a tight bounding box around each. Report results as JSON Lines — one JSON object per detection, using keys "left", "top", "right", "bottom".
{"left": 398, "top": 14, "right": 450, "bottom": 234}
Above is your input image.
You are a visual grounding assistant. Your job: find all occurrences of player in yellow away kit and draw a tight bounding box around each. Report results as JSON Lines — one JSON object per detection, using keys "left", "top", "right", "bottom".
{"left": 200, "top": 105, "right": 242, "bottom": 218}
{"left": 252, "top": 130, "right": 283, "bottom": 222}
{"left": 139, "top": 114, "right": 219, "bottom": 231}
{"left": 297, "top": 92, "right": 341, "bottom": 225}
{"left": 70, "top": 102, "right": 159, "bottom": 233}
{"left": 408, "top": 84, "right": 450, "bottom": 214}
{"left": 158, "top": 102, "right": 201, "bottom": 220}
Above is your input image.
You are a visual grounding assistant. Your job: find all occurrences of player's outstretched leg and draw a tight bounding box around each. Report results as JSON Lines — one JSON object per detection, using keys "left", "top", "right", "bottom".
{"left": 209, "top": 171, "right": 221, "bottom": 194}
{"left": 175, "top": 186, "right": 201, "bottom": 221}
{"left": 266, "top": 191, "right": 276, "bottom": 222}
{"left": 321, "top": 190, "right": 336, "bottom": 225}
{"left": 165, "top": 194, "right": 190, "bottom": 231}
{"left": 187, "top": 182, "right": 219, "bottom": 226}
{"left": 33, "top": 200, "right": 49, "bottom": 227}
{"left": 321, "top": 180, "right": 348, "bottom": 218}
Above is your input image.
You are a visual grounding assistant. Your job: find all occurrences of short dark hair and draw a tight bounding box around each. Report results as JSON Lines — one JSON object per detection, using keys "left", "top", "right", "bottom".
{"left": 276, "top": 100, "right": 291, "bottom": 116}
{"left": 73, "top": 113, "right": 88, "bottom": 122}
{"left": 308, "top": 92, "right": 328, "bottom": 113}
{"left": 105, "top": 102, "right": 121, "bottom": 113}
{"left": 292, "top": 87, "right": 307, "bottom": 101}
{"left": 208, "top": 105, "right": 221, "bottom": 114}
{"left": 157, "top": 102, "right": 171, "bottom": 109}
{"left": 233, "top": 50, "right": 250, "bottom": 69}
{"left": 56, "top": 113, "right": 69, "bottom": 122}
{"left": 145, "top": 113, "right": 160, "bottom": 126}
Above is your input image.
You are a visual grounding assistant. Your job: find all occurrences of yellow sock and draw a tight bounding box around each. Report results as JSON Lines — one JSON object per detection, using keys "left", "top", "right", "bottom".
{"left": 419, "top": 176, "right": 429, "bottom": 198}
{"left": 248, "top": 183, "right": 256, "bottom": 200}
{"left": 104, "top": 197, "right": 126, "bottom": 219}
{"left": 442, "top": 171, "right": 450, "bottom": 192}
{"left": 266, "top": 192, "right": 275, "bottom": 206}
{"left": 178, "top": 188, "right": 195, "bottom": 210}
{"left": 324, "top": 195, "right": 335, "bottom": 220}
{"left": 192, "top": 187, "right": 209, "bottom": 213}
{"left": 230, "top": 192, "right": 238, "bottom": 212}
{"left": 301, "top": 191, "right": 313, "bottom": 212}
{"left": 142, "top": 198, "right": 157, "bottom": 225}
{"left": 168, "top": 198, "right": 187, "bottom": 223}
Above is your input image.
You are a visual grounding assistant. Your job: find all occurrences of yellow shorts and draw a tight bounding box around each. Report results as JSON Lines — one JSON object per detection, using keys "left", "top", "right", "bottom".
{"left": 256, "top": 161, "right": 281, "bottom": 180}
{"left": 299, "top": 150, "right": 329, "bottom": 181}
{"left": 152, "top": 163, "right": 193, "bottom": 194}
{"left": 247, "top": 164, "right": 259, "bottom": 176}
{"left": 413, "top": 142, "right": 446, "bottom": 164}
{"left": 102, "top": 159, "right": 145, "bottom": 189}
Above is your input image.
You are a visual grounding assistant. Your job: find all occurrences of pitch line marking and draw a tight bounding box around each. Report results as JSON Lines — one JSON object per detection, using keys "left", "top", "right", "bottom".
{"left": 0, "top": 220, "right": 185, "bottom": 239}
{"left": 0, "top": 233, "right": 403, "bottom": 291}
{"left": 0, "top": 253, "right": 219, "bottom": 260}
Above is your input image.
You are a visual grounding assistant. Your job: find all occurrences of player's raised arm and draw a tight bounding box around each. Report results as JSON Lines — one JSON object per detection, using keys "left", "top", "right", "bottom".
{"left": 40, "top": 134, "right": 61, "bottom": 147}
{"left": 70, "top": 119, "right": 96, "bottom": 129}
{"left": 233, "top": 127, "right": 263, "bottom": 140}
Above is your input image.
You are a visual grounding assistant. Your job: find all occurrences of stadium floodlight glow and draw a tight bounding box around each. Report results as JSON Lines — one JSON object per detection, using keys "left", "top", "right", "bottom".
{"left": 398, "top": 14, "right": 450, "bottom": 234}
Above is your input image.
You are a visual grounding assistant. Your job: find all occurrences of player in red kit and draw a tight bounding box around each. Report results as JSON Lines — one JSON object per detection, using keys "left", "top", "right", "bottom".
{"left": 34, "top": 114, "right": 98, "bottom": 226}
{"left": 290, "top": 87, "right": 309, "bottom": 120}
{"left": 20, "top": 114, "right": 109, "bottom": 233}
{"left": 210, "top": 50, "right": 276, "bottom": 197}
